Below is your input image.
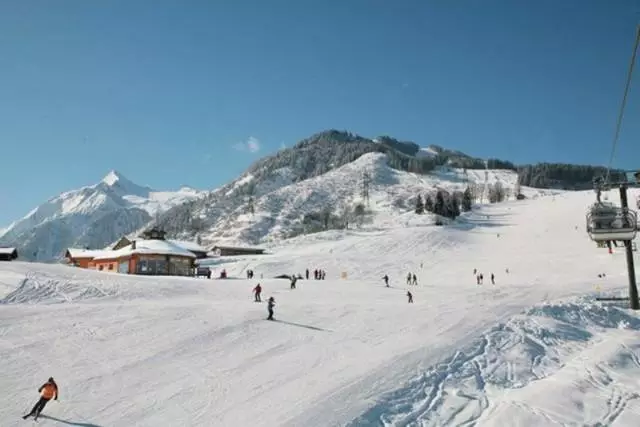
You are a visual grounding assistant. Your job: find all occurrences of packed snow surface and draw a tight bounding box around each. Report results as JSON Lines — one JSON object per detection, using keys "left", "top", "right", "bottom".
{"left": 1, "top": 188, "right": 640, "bottom": 426}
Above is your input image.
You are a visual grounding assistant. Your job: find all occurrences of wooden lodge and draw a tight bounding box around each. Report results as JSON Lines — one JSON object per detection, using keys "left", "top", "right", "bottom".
{"left": 65, "top": 227, "right": 202, "bottom": 276}
{"left": 91, "top": 238, "right": 196, "bottom": 276}
{"left": 0, "top": 247, "right": 18, "bottom": 261}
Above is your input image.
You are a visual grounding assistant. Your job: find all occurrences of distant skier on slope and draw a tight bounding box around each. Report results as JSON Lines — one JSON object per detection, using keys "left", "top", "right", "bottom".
{"left": 290, "top": 275, "right": 297, "bottom": 289}
{"left": 491, "top": 273, "right": 495, "bottom": 285}
{"left": 267, "top": 297, "right": 275, "bottom": 320}
{"left": 383, "top": 275, "right": 389, "bottom": 287}
{"left": 253, "top": 284, "right": 262, "bottom": 302}
{"left": 407, "top": 291, "right": 413, "bottom": 303}
{"left": 23, "top": 377, "right": 58, "bottom": 421}
{"left": 412, "top": 274, "right": 418, "bottom": 286}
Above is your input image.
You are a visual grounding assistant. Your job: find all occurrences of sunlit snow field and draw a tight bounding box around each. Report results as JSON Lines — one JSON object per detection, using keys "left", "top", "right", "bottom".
{"left": 2, "top": 188, "right": 640, "bottom": 426}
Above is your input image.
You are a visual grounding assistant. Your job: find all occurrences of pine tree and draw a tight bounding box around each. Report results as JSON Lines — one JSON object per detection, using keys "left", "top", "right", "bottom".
{"left": 461, "top": 187, "right": 473, "bottom": 212}
{"left": 415, "top": 194, "right": 425, "bottom": 214}
{"left": 247, "top": 196, "right": 255, "bottom": 215}
{"left": 449, "top": 193, "right": 461, "bottom": 218}
{"left": 434, "top": 190, "right": 446, "bottom": 216}
{"left": 424, "top": 194, "right": 433, "bottom": 212}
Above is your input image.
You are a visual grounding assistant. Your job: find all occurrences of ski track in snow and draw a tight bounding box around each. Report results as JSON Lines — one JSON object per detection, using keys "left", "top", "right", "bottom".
{"left": 1, "top": 187, "right": 640, "bottom": 426}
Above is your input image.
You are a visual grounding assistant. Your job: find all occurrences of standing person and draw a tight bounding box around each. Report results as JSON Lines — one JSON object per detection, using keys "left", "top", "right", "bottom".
{"left": 267, "top": 297, "right": 275, "bottom": 320}
{"left": 406, "top": 273, "right": 412, "bottom": 285}
{"left": 412, "top": 274, "right": 418, "bottom": 286}
{"left": 407, "top": 291, "right": 413, "bottom": 303}
{"left": 23, "top": 377, "right": 58, "bottom": 420}
{"left": 305, "top": 269, "right": 310, "bottom": 280}
{"left": 490, "top": 273, "right": 495, "bottom": 285}
{"left": 290, "top": 275, "right": 297, "bottom": 289}
{"left": 253, "top": 284, "right": 262, "bottom": 302}
{"left": 383, "top": 275, "right": 389, "bottom": 287}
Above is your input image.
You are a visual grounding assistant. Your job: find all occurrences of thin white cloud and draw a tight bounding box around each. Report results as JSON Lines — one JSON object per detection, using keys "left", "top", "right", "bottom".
{"left": 233, "top": 136, "right": 261, "bottom": 153}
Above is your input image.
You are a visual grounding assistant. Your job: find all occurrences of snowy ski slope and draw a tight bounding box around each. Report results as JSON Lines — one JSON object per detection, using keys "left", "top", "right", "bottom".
{"left": 1, "top": 188, "right": 640, "bottom": 426}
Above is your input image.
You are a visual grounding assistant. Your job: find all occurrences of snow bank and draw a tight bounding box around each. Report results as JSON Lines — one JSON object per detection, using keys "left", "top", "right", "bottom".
{"left": 350, "top": 299, "right": 640, "bottom": 426}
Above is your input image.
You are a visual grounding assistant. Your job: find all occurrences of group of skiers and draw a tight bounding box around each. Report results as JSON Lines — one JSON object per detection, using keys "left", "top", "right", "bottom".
{"left": 406, "top": 273, "right": 418, "bottom": 286}
{"left": 473, "top": 269, "right": 496, "bottom": 285}
{"left": 306, "top": 268, "right": 326, "bottom": 280}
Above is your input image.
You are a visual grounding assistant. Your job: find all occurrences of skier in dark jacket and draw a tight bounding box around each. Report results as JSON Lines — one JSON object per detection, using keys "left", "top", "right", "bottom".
{"left": 253, "top": 284, "right": 262, "bottom": 302}
{"left": 267, "top": 297, "right": 275, "bottom": 320}
{"left": 290, "top": 275, "right": 297, "bottom": 289}
{"left": 407, "top": 291, "right": 413, "bottom": 303}
{"left": 23, "top": 377, "right": 58, "bottom": 420}
{"left": 383, "top": 275, "right": 389, "bottom": 287}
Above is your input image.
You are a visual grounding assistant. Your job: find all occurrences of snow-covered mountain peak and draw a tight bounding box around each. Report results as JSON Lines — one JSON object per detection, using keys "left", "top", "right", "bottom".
{"left": 102, "top": 170, "right": 125, "bottom": 186}
{"left": 0, "top": 172, "right": 205, "bottom": 261}
{"left": 99, "top": 170, "right": 153, "bottom": 199}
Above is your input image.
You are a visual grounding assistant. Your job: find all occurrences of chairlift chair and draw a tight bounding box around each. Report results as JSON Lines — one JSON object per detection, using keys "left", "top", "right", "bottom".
{"left": 586, "top": 202, "right": 638, "bottom": 241}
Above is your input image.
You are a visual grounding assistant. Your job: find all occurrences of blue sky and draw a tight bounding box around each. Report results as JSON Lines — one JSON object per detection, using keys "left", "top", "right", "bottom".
{"left": 0, "top": 0, "right": 639, "bottom": 226}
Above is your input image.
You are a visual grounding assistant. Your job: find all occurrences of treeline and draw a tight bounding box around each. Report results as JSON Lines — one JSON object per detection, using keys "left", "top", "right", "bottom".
{"left": 516, "top": 164, "right": 626, "bottom": 190}
{"left": 414, "top": 181, "right": 510, "bottom": 223}
{"left": 288, "top": 202, "right": 371, "bottom": 238}
{"left": 248, "top": 130, "right": 622, "bottom": 191}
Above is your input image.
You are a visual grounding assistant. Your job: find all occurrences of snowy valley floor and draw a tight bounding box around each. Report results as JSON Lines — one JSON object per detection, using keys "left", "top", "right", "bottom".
{"left": 2, "top": 191, "right": 640, "bottom": 426}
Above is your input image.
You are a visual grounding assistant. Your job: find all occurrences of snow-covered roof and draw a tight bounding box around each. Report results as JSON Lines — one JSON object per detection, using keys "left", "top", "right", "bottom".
{"left": 66, "top": 248, "right": 110, "bottom": 259}
{"left": 92, "top": 239, "right": 196, "bottom": 260}
{"left": 0, "top": 247, "right": 17, "bottom": 255}
{"left": 167, "top": 239, "right": 208, "bottom": 253}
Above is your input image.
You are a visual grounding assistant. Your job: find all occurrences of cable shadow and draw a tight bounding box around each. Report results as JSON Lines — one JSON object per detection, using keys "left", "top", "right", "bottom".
{"left": 276, "top": 320, "right": 332, "bottom": 332}
{"left": 39, "top": 415, "right": 104, "bottom": 427}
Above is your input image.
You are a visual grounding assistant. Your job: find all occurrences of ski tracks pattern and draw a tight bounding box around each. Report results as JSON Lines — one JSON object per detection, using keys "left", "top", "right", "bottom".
{"left": 349, "top": 301, "right": 640, "bottom": 427}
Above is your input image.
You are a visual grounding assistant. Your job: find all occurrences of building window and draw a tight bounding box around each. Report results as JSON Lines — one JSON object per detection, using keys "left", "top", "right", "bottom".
{"left": 98, "top": 265, "right": 104, "bottom": 271}
{"left": 108, "top": 264, "right": 113, "bottom": 270}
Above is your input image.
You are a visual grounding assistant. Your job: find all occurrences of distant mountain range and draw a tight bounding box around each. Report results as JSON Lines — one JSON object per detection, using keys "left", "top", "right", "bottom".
{"left": 1, "top": 129, "right": 620, "bottom": 262}
{"left": 0, "top": 171, "right": 204, "bottom": 261}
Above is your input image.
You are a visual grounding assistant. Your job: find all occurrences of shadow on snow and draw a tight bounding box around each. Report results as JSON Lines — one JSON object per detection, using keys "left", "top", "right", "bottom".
{"left": 275, "top": 319, "right": 332, "bottom": 332}
{"left": 40, "top": 415, "right": 103, "bottom": 427}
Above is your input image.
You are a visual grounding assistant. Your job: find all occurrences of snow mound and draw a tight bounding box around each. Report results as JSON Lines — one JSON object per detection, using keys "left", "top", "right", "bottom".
{"left": 349, "top": 299, "right": 640, "bottom": 426}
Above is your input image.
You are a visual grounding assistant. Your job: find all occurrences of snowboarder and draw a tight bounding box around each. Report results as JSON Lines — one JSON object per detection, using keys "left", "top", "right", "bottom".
{"left": 253, "top": 284, "right": 262, "bottom": 302}
{"left": 490, "top": 273, "right": 495, "bottom": 285}
{"left": 407, "top": 291, "right": 413, "bottom": 303}
{"left": 383, "top": 275, "right": 389, "bottom": 287}
{"left": 267, "top": 297, "right": 275, "bottom": 320}
{"left": 290, "top": 275, "right": 297, "bottom": 289}
{"left": 23, "top": 377, "right": 58, "bottom": 420}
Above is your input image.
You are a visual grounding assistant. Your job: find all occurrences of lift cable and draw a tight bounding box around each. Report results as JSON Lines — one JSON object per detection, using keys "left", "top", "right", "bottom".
{"left": 604, "top": 24, "right": 640, "bottom": 186}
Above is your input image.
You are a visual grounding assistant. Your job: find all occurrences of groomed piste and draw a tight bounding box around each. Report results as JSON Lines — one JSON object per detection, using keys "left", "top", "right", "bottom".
{"left": 1, "top": 188, "right": 639, "bottom": 426}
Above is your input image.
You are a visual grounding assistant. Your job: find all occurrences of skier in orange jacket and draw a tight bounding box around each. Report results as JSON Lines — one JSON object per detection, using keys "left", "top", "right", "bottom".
{"left": 22, "top": 377, "right": 58, "bottom": 420}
